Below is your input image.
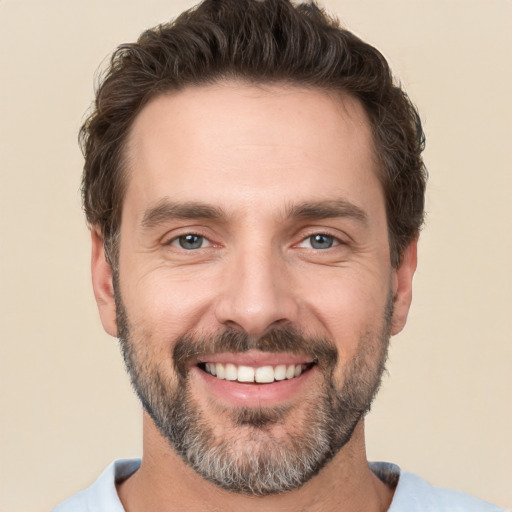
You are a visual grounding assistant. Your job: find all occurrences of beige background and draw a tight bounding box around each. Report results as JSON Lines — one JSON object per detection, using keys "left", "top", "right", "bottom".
{"left": 1, "top": 0, "right": 511, "bottom": 510}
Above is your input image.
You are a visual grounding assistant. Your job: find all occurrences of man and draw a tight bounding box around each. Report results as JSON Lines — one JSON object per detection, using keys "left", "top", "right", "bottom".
{"left": 52, "top": 0, "right": 505, "bottom": 510}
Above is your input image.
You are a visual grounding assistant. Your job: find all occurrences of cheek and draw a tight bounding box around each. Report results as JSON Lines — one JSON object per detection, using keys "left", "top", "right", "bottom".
{"left": 121, "top": 267, "right": 220, "bottom": 338}
{"left": 297, "top": 270, "right": 391, "bottom": 353}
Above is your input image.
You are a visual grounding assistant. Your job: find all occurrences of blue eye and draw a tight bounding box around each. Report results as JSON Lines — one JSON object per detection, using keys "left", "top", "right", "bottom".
{"left": 175, "top": 234, "right": 205, "bottom": 250}
{"left": 305, "top": 234, "right": 336, "bottom": 249}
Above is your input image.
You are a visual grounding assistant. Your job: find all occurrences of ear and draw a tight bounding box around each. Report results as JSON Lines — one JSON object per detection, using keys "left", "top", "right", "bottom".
{"left": 91, "top": 228, "right": 118, "bottom": 337}
{"left": 390, "top": 238, "right": 418, "bottom": 335}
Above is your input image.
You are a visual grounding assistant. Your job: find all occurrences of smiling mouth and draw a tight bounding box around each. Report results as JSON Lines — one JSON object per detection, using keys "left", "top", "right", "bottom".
{"left": 197, "top": 362, "right": 316, "bottom": 384}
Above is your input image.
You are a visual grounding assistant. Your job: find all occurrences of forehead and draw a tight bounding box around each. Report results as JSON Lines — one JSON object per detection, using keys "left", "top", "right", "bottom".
{"left": 123, "top": 81, "right": 382, "bottom": 221}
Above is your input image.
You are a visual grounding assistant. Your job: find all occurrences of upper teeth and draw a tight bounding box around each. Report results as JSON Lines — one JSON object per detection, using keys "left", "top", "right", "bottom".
{"left": 204, "top": 363, "right": 307, "bottom": 383}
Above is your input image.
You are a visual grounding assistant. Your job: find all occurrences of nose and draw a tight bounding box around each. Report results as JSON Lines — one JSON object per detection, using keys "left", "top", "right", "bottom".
{"left": 214, "top": 245, "right": 300, "bottom": 336}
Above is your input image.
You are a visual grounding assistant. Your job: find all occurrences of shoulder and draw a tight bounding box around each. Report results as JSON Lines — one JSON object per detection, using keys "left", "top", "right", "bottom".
{"left": 51, "top": 458, "right": 141, "bottom": 512}
{"left": 397, "top": 470, "right": 506, "bottom": 511}
{"left": 370, "top": 462, "right": 507, "bottom": 512}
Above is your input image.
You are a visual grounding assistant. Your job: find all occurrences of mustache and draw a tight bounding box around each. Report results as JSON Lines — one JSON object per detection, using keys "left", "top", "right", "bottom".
{"left": 173, "top": 326, "right": 338, "bottom": 379}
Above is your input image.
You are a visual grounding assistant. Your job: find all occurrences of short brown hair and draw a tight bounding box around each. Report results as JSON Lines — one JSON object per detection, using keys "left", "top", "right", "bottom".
{"left": 80, "top": 0, "right": 426, "bottom": 267}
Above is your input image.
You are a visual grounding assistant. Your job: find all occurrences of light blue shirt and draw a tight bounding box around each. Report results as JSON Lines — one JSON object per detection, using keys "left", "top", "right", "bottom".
{"left": 52, "top": 459, "right": 507, "bottom": 511}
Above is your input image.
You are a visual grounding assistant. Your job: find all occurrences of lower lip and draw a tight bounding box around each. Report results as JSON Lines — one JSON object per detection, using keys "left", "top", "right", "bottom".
{"left": 190, "top": 365, "right": 317, "bottom": 408}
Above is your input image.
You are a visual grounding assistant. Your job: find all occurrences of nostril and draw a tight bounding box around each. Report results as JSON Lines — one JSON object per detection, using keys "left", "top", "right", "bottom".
{"left": 214, "top": 282, "right": 300, "bottom": 337}
{"left": 269, "top": 318, "right": 291, "bottom": 329}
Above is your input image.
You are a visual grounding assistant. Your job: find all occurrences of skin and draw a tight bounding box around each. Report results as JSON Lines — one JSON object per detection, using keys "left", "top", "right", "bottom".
{"left": 91, "top": 81, "right": 417, "bottom": 512}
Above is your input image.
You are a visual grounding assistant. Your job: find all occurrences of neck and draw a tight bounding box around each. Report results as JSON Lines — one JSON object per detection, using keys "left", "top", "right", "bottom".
{"left": 117, "top": 414, "right": 394, "bottom": 512}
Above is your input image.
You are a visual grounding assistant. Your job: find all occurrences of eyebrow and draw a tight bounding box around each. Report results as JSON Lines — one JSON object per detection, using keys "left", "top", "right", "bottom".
{"left": 141, "top": 200, "right": 227, "bottom": 229}
{"left": 285, "top": 200, "right": 368, "bottom": 224}
{"left": 140, "top": 198, "right": 368, "bottom": 230}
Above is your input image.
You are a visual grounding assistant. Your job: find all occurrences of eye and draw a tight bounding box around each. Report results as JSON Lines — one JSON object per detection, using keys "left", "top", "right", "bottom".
{"left": 299, "top": 234, "right": 339, "bottom": 250}
{"left": 171, "top": 234, "right": 209, "bottom": 250}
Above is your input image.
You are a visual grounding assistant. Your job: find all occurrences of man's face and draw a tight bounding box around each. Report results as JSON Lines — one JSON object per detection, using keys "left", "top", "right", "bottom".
{"left": 92, "top": 82, "right": 416, "bottom": 494}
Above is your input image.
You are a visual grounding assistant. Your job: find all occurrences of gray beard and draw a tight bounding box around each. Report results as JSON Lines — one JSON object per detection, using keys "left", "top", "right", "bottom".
{"left": 114, "top": 278, "right": 392, "bottom": 496}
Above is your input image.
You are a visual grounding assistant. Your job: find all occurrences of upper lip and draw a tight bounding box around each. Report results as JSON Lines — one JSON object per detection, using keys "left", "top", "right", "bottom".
{"left": 192, "top": 350, "right": 315, "bottom": 368}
